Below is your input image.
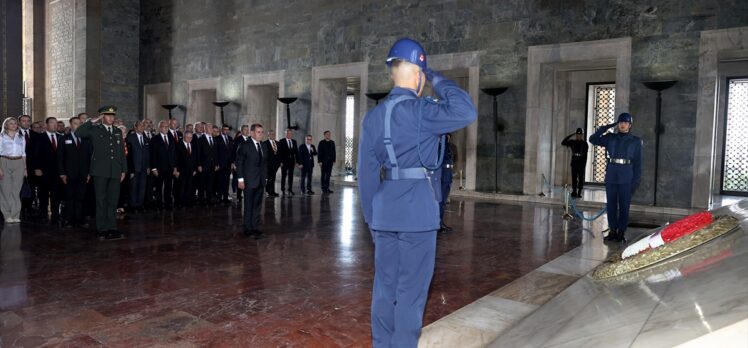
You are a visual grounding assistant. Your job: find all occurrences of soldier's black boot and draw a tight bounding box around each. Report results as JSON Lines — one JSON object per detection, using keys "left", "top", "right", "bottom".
{"left": 604, "top": 228, "right": 617, "bottom": 242}
{"left": 617, "top": 229, "right": 627, "bottom": 243}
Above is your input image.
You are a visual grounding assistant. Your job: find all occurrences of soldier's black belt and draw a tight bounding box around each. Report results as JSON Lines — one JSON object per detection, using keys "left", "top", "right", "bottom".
{"left": 1, "top": 156, "right": 22, "bottom": 160}
{"left": 609, "top": 158, "right": 631, "bottom": 165}
{"left": 572, "top": 153, "right": 584, "bottom": 157}
{"left": 384, "top": 167, "right": 431, "bottom": 180}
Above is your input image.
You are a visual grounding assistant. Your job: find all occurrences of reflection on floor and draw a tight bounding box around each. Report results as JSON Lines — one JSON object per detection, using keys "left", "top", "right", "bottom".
{"left": 1, "top": 187, "right": 639, "bottom": 347}
{"left": 489, "top": 200, "right": 748, "bottom": 348}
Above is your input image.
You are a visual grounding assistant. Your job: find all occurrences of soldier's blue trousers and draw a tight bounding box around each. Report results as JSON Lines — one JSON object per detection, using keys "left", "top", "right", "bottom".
{"left": 605, "top": 182, "right": 633, "bottom": 233}
{"left": 371, "top": 230, "right": 437, "bottom": 348}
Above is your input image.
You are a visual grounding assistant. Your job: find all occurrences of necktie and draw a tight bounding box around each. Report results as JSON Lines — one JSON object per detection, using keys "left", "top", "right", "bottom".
{"left": 288, "top": 139, "right": 291, "bottom": 148}
{"left": 271, "top": 140, "right": 277, "bottom": 153}
{"left": 51, "top": 134, "right": 57, "bottom": 151}
{"left": 75, "top": 136, "right": 80, "bottom": 149}
{"left": 209, "top": 137, "right": 213, "bottom": 146}
{"left": 164, "top": 134, "right": 168, "bottom": 146}
{"left": 172, "top": 130, "right": 178, "bottom": 142}
{"left": 187, "top": 142, "right": 191, "bottom": 155}
{"left": 256, "top": 142, "right": 263, "bottom": 159}
{"left": 23, "top": 130, "right": 29, "bottom": 142}
{"left": 139, "top": 134, "right": 143, "bottom": 147}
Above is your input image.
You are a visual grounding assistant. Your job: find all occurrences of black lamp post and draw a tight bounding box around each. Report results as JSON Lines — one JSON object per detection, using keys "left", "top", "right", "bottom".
{"left": 642, "top": 80, "right": 677, "bottom": 206}
{"left": 213, "top": 101, "right": 230, "bottom": 126}
{"left": 161, "top": 104, "right": 178, "bottom": 120}
{"left": 481, "top": 87, "right": 508, "bottom": 193}
{"left": 278, "top": 97, "right": 299, "bottom": 130}
{"left": 365, "top": 92, "right": 389, "bottom": 105}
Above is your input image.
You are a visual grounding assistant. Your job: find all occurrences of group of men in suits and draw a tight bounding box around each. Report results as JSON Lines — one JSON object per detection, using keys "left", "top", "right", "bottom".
{"left": 125, "top": 120, "right": 237, "bottom": 212}
{"left": 13, "top": 111, "right": 338, "bottom": 242}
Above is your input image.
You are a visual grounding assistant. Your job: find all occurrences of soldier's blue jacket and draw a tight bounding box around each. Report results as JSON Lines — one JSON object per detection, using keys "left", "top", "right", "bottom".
{"left": 357, "top": 79, "right": 476, "bottom": 232}
{"left": 589, "top": 124, "right": 643, "bottom": 185}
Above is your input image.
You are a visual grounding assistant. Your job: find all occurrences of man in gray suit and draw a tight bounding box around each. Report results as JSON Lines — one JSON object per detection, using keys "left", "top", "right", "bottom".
{"left": 126, "top": 120, "right": 150, "bottom": 212}
{"left": 236, "top": 123, "right": 268, "bottom": 239}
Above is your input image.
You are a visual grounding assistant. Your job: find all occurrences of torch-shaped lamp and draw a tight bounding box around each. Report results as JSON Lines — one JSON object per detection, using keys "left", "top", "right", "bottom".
{"left": 213, "top": 101, "right": 230, "bottom": 126}
{"left": 642, "top": 80, "right": 677, "bottom": 206}
{"left": 365, "top": 92, "right": 389, "bottom": 105}
{"left": 481, "top": 87, "right": 509, "bottom": 193}
{"left": 278, "top": 97, "right": 299, "bottom": 130}
{"left": 162, "top": 104, "right": 178, "bottom": 120}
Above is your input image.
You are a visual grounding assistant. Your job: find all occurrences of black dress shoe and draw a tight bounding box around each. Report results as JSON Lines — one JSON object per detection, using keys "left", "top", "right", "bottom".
{"left": 325, "top": 189, "right": 334, "bottom": 193}
{"left": 307, "top": 190, "right": 315, "bottom": 195}
{"left": 270, "top": 192, "right": 279, "bottom": 197}
{"left": 243, "top": 228, "right": 253, "bottom": 236}
{"left": 253, "top": 230, "right": 265, "bottom": 240}
{"left": 439, "top": 223, "right": 453, "bottom": 233}
{"left": 287, "top": 191, "right": 295, "bottom": 196}
{"left": 604, "top": 229, "right": 617, "bottom": 242}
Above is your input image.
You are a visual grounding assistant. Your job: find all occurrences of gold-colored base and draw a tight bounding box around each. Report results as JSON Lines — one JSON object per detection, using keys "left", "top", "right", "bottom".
{"left": 592, "top": 216, "right": 740, "bottom": 280}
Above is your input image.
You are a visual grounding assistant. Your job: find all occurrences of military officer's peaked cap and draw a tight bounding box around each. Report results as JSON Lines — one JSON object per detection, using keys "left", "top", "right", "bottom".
{"left": 98, "top": 105, "right": 117, "bottom": 114}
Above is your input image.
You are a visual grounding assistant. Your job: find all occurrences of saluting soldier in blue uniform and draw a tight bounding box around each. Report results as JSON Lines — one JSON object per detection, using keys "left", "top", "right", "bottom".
{"left": 357, "top": 38, "right": 477, "bottom": 348}
{"left": 589, "top": 112, "right": 642, "bottom": 243}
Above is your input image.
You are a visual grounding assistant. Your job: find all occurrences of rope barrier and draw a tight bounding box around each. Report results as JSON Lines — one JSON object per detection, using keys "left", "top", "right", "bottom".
{"left": 567, "top": 189, "right": 607, "bottom": 221}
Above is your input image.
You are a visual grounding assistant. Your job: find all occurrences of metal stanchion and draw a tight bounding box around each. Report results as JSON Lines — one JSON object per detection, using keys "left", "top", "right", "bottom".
{"left": 562, "top": 184, "right": 574, "bottom": 221}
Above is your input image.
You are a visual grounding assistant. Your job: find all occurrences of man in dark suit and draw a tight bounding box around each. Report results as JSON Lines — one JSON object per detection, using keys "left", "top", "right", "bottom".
{"left": 298, "top": 134, "right": 317, "bottom": 195}
{"left": 197, "top": 124, "right": 218, "bottom": 204}
{"left": 126, "top": 120, "right": 150, "bottom": 212}
{"left": 317, "top": 130, "right": 336, "bottom": 193}
{"left": 76, "top": 106, "right": 128, "bottom": 240}
{"left": 263, "top": 130, "right": 280, "bottom": 197}
{"left": 175, "top": 131, "right": 197, "bottom": 207}
{"left": 32, "top": 117, "right": 63, "bottom": 222}
{"left": 169, "top": 119, "right": 183, "bottom": 144}
{"left": 18, "top": 114, "right": 35, "bottom": 217}
{"left": 215, "top": 125, "right": 234, "bottom": 203}
{"left": 236, "top": 123, "right": 268, "bottom": 239}
{"left": 232, "top": 125, "right": 250, "bottom": 201}
{"left": 278, "top": 128, "right": 299, "bottom": 196}
{"left": 57, "top": 116, "right": 92, "bottom": 227}
{"left": 150, "top": 120, "right": 177, "bottom": 209}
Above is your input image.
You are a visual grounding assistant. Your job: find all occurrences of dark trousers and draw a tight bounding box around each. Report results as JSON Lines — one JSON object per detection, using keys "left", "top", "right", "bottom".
{"left": 216, "top": 167, "right": 231, "bottom": 200}
{"left": 571, "top": 164, "right": 585, "bottom": 194}
{"left": 320, "top": 162, "right": 333, "bottom": 191}
{"left": 63, "top": 176, "right": 87, "bottom": 224}
{"left": 300, "top": 166, "right": 313, "bottom": 192}
{"left": 200, "top": 169, "right": 215, "bottom": 202}
{"left": 440, "top": 169, "right": 453, "bottom": 221}
{"left": 37, "top": 174, "right": 62, "bottom": 219}
{"left": 118, "top": 177, "right": 129, "bottom": 209}
{"left": 154, "top": 173, "right": 173, "bottom": 208}
{"left": 93, "top": 176, "right": 119, "bottom": 232}
{"left": 84, "top": 180, "right": 95, "bottom": 218}
{"left": 129, "top": 172, "right": 147, "bottom": 208}
{"left": 21, "top": 175, "right": 34, "bottom": 214}
{"left": 144, "top": 174, "right": 154, "bottom": 207}
{"left": 280, "top": 162, "right": 295, "bottom": 192}
{"left": 371, "top": 230, "right": 436, "bottom": 348}
{"left": 605, "top": 182, "right": 633, "bottom": 234}
{"left": 243, "top": 184, "right": 264, "bottom": 230}
{"left": 177, "top": 174, "right": 194, "bottom": 206}
{"left": 266, "top": 164, "right": 279, "bottom": 194}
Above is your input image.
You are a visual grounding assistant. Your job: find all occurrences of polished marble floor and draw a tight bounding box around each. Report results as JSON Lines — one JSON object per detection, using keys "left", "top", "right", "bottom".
{"left": 0, "top": 187, "right": 667, "bottom": 347}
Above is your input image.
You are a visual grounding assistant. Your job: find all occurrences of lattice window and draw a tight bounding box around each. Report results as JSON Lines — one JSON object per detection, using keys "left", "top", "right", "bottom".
{"left": 721, "top": 78, "right": 748, "bottom": 195}
{"left": 345, "top": 95, "right": 355, "bottom": 174}
{"left": 587, "top": 84, "right": 616, "bottom": 183}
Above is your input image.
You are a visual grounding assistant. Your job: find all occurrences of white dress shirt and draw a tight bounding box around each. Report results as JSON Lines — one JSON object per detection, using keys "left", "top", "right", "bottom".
{"left": 0, "top": 133, "right": 26, "bottom": 157}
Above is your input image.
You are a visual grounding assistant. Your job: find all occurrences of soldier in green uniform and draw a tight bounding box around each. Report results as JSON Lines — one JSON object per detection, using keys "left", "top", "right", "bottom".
{"left": 76, "top": 106, "right": 128, "bottom": 240}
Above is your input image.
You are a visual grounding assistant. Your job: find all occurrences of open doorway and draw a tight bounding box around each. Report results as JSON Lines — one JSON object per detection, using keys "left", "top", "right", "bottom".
{"left": 311, "top": 62, "right": 368, "bottom": 184}
{"left": 315, "top": 77, "right": 360, "bottom": 180}
{"left": 187, "top": 78, "right": 220, "bottom": 126}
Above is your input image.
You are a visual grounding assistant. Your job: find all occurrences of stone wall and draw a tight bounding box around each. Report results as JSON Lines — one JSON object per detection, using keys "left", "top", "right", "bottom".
{"left": 46, "top": 0, "right": 75, "bottom": 119}
{"left": 100, "top": 0, "right": 139, "bottom": 121}
{"left": 139, "top": 0, "right": 748, "bottom": 208}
